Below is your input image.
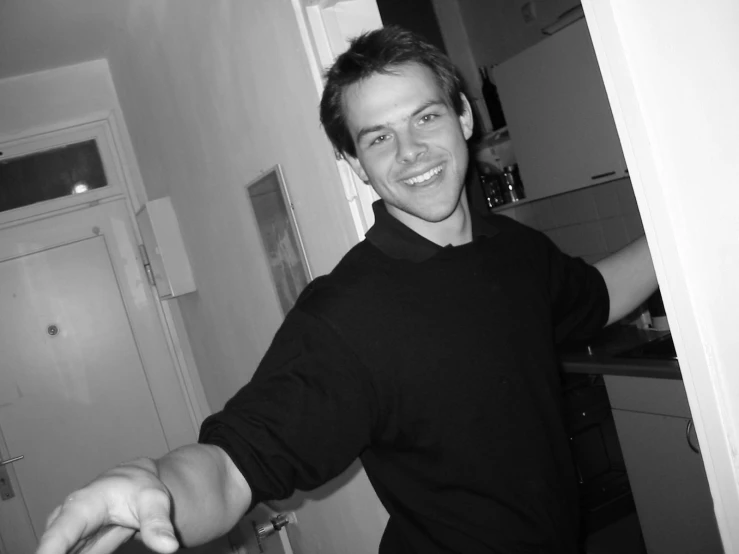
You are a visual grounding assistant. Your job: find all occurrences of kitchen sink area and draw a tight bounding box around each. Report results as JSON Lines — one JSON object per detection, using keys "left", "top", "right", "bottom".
{"left": 613, "top": 333, "right": 677, "bottom": 360}
{"left": 559, "top": 325, "right": 679, "bottom": 380}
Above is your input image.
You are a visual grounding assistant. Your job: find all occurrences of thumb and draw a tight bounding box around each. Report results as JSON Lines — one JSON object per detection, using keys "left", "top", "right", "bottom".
{"left": 136, "top": 488, "right": 179, "bottom": 553}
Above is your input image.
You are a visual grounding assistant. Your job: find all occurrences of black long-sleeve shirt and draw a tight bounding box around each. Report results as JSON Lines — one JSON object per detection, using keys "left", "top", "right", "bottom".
{"left": 200, "top": 201, "right": 609, "bottom": 553}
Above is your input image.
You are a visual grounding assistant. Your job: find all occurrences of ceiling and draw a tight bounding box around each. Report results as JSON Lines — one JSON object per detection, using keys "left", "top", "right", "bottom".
{"left": 0, "top": 0, "right": 127, "bottom": 80}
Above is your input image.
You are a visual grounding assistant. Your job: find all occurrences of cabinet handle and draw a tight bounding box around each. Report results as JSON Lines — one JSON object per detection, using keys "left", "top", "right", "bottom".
{"left": 686, "top": 419, "right": 701, "bottom": 454}
{"left": 591, "top": 171, "right": 617, "bottom": 180}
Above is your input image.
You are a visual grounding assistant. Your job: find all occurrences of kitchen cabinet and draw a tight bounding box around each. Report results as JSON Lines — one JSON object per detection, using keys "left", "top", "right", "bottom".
{"left": 494, "top": 18, "right": 627, "bottom": 202}
{"left": 604, "top": 375, "right": 723, "bottom": 554}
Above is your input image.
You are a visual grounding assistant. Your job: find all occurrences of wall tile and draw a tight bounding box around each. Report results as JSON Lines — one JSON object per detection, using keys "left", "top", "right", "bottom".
{"left": 555, "top": 222, "right": 607, "bottom": 258}
{"left": 624, "top": 213, "right": 645, "bottom": 242}
{"left": 592, "top": 181, "right": 622, "bottom": 219}
{"left": 581, "top": 253, "right": 606, "bottom": 265}
{"left": 498, "top": 206, "right": 518, "bottom": 221}
{"left": 568, "top": 187, "right": 599, "bottom": 223}
{"left": 616, "top": 179, "right": 640, "bottom": 214}
{"left": 515, "top": 203, "right": 538, "bottom": 229}
{"left": 601, "top": 216, "right": 630, "bottom": 253}
{"left": 532, "top": 198, "right": 558, "bottom": 230}
{"left": 549, "top": 194, "right": 577, "bottom": 227}
{"left": 544, "top": 228, "right": 563, "bottom": 246}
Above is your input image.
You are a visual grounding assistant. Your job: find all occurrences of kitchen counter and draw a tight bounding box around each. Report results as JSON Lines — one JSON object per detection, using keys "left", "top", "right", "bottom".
{"left": 558, "top": 324, "right": 681, "bottom": 380}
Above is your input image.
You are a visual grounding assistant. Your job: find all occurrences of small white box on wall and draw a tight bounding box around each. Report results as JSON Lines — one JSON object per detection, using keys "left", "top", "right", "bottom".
{"left": 136, "top": 196, "right": 196, "bottom": 299}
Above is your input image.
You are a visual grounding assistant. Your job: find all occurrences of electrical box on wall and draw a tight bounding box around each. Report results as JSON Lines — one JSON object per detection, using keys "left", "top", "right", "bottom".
{"left": 136, "top": 196, "right": 196, "bottom": 299}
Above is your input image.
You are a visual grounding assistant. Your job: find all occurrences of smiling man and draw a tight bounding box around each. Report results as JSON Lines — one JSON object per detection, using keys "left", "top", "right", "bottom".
{"left": 342, "top": 62, "right": 473, "bottom": 243}
{"left": 36, "top": 26, "right": 656, "bottom": 554}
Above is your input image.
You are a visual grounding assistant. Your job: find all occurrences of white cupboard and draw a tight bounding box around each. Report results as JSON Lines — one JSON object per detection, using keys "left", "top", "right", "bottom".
{"left": 494, "top": 19, "right": 627, "bottom": 202}
{"left": 604, "top": 375, "right": 723, "bottom": 554}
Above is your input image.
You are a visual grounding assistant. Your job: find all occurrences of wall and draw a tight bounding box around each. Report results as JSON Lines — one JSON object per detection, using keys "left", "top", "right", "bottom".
{"left": 584, "top": 0, "right": 739, "bottom": 547}
{"left": 497, "top": 178, "right": 644, "bottom": 263}
{"left": 104, "top": 2, "right": 387, "bottom": 553}
{"left": 0, "top": 60, "right": 118, "bottom": 138}
{"left": 105, "top": 1, "right": 358, "bottom": 412}
{"left": 430, "top": 0, "right": 493, "bottom": 134}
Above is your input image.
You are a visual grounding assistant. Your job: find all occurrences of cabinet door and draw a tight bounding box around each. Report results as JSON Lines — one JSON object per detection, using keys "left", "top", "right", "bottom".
{"left": 611, "top": 410, "right": 723, "bottom": 554}
{"left": 495, "top": 19, "right": 627, "bottom": 201}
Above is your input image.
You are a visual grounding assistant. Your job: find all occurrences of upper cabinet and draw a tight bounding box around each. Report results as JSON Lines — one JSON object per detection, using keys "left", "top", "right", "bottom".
{"left": 494, "top": 19, "right": 627, "bottom": 202}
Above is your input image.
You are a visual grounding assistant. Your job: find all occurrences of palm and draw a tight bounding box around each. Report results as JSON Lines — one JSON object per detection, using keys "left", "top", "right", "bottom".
{"left": 37, "top": 462, "right": 179, "bottom": 554}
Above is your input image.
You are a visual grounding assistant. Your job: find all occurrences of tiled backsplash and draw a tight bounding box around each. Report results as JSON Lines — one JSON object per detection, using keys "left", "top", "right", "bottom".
{"left": 496, "top": 178, "right": 645, "bottom": 264}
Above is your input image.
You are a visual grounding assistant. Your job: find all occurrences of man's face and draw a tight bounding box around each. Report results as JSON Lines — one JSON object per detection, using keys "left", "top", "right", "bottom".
{"left": 343, "top": 63, "right": 474, "bottom": 234}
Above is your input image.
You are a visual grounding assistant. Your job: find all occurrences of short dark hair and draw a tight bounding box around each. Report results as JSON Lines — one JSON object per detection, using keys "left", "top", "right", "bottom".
{"left": 319, "top": 25, "right": 465, "bottom": 159}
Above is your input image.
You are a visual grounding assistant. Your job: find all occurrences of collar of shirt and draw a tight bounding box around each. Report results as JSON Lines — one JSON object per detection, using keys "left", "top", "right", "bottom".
{"left": 365, "top": 200, "right": 500, "bottom": 263}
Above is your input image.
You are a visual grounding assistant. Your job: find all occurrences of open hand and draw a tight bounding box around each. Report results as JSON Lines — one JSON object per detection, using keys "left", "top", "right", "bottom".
{"left": 36, "top": 458, "right": 180, "bottom": 554}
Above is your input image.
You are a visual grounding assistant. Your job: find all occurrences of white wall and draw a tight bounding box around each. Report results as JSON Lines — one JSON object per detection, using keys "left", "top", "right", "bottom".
{"left": 584, "top": 0, "right": 739, "bottom": 550}
{"left": 104, "top": 2, "right": 387, "bottom": 553}
{"left": 105, "top": 1, "right": 359, "bottom": 410}
{"left": 0, "top": 60, "right": 117, "bottom": 138}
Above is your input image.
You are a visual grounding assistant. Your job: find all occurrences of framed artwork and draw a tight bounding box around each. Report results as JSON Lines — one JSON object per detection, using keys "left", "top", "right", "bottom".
{"left": 246, "top": 164, "right": 312, "bottom": 316}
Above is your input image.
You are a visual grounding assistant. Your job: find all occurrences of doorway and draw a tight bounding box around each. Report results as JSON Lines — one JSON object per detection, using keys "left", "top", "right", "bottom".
{"left": 0, "top": 127, "right": 200, "bottom": 553}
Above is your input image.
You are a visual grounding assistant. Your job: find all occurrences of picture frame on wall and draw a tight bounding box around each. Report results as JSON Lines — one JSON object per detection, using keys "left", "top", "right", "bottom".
{"left": 246, "top": 164, "right": 312, "bottom": 317}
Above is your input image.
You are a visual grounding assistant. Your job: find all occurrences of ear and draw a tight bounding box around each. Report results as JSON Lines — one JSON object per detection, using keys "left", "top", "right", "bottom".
{"left": 345, "top": 154, "right": 370, "bottom": 184}
{"left": 458, "top": 93, "right": 474, "bottom": 141}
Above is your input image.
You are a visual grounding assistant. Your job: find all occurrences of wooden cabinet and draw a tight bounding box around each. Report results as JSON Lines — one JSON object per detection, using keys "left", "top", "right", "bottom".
{"left": 604, "top": 375, "right": 723, "bottom": 554}
{"left": 494, "top": 19, "right": 627, "bottom": 202}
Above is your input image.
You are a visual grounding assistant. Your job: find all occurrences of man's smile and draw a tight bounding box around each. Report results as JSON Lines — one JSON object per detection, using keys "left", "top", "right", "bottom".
{"left": 402, "top": 164, "right": 444, "bottom": 186}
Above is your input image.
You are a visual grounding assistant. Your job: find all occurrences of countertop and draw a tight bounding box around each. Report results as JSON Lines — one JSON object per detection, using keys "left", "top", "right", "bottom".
{"left": 558, "top": 324, "right": 681, "bottom": 380}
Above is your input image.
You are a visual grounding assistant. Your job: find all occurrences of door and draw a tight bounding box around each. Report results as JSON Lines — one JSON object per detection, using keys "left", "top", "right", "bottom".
{"left": 0, "top": 199, "right": 200, "bottom": 553}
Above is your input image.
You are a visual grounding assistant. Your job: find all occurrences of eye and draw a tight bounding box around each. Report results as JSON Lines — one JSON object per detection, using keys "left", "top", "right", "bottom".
{"left": 370, "top": 134, "right": 390, "bottom": 146}
{"left": 420, "top": 113, "right": 439, "bottom": 124}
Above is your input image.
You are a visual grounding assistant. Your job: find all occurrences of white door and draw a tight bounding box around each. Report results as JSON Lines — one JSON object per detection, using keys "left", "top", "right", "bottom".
{"left": 0, "top": 199, "right": 201, "bottom": 553}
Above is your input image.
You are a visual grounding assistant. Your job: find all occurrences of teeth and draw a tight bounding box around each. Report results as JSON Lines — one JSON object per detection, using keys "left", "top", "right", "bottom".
{"left": 404, "top": 165, "right": 442, "bottom": 185}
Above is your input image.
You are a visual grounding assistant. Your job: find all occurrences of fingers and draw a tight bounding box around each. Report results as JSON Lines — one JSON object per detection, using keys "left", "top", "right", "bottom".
{"left": 36, "top": 461, "right": 180, "bottom": 554}
{"left": 37, "top": 494, "right": 107, "bottom": 554}
{"left": 68, "top": 526, "right": 136, "bottom": 554}
{"left": 134, "top": 488, "right": 179, "bottom": 553}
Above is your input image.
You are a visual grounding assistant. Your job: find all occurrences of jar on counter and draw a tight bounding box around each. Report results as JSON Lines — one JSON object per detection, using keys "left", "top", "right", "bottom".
{"left": 480, "top": 171, "right": 506, "bottom": 209}
{"left": 502, "top": 164, "right": 525, "bottom": 203}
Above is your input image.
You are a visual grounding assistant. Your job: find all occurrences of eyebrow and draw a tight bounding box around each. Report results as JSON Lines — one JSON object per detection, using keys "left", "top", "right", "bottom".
{"left": 354, "top": 99, "right": 447, "bottom": 145}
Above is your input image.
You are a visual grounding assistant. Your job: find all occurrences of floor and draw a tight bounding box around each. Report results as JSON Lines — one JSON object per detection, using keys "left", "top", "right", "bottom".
{"left": 586, "top": 513, "right": 645, "bottom": 554}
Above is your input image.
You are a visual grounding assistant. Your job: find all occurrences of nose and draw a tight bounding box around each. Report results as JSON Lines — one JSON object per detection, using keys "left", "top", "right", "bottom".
{"left": 395, "top": 129, "right": 427, "bottom": 164}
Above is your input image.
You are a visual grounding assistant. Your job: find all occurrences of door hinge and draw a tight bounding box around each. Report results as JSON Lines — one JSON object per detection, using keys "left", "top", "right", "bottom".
{"left": 138, "top": 244, "right": 157, "bottom": 288}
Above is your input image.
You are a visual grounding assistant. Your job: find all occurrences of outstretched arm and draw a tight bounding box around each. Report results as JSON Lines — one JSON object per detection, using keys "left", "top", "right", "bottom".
{"left": 595, "top": 236, "right": 658, "bottom": 326}
{"left": 36, "top": 443, "right": 251, "bottom": 554}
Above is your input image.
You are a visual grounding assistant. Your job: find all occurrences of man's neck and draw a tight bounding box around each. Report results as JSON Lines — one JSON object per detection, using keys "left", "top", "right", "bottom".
{"left": 390, "top": 197, "right": 473, "bottom": 247}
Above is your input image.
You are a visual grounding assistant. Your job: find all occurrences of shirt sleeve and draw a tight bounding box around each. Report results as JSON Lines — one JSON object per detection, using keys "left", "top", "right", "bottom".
{"left": 198, "top": 307, "right": 378, "bottom": 509}
{"left": 540, "top": 233, "right": 610, "bottom": 344}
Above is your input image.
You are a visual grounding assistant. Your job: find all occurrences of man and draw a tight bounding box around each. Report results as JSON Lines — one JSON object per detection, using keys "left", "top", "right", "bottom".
{"left": 36, "top": 26, "right": 656, "bottom": 554}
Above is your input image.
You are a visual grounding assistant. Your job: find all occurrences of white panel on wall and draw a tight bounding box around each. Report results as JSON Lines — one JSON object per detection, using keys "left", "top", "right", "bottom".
{"left": 137, "top": 196, "right": 196, "bottom": 299}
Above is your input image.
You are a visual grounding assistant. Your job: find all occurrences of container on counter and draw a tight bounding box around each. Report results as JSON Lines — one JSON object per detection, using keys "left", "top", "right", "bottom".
{"left": 501, "top": 164, "right": 525, "bottom": 203}
{"left": 478, "top": 168, "right": 507, "bottom": 209}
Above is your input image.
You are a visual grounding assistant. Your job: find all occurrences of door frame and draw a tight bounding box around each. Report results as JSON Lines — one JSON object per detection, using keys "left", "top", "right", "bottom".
{"left": 291, "top": 0, "right": 384, "bottom": 239}
{"left": 583, "top": 0, "right": 739, "bottom": 550}
{"left": 0, "top": 110, "right": 210, "bottom": 433}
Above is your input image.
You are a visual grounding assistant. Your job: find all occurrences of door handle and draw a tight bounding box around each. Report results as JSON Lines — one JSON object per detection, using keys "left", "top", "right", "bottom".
{"left": 251, "top": 512, "right": 296, "bottom": 550}
{"left": 0, "top": 455, "right": 23, "bottom": 466}
{"left": 686, "top": 420, "right": 701, "bottom": 454}
{"left": 0, "top": 455, "right": 22, "bottom": 501}
{"left": 254, "top": 512, "right": 292, "bottom": 541}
